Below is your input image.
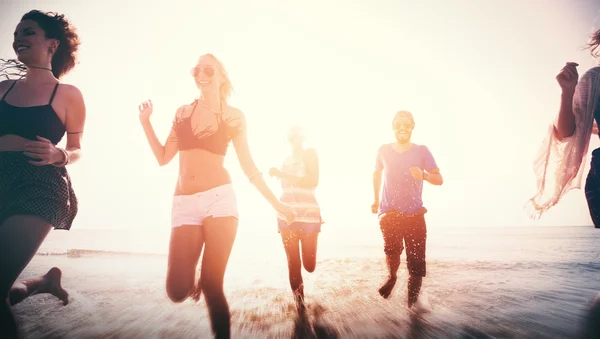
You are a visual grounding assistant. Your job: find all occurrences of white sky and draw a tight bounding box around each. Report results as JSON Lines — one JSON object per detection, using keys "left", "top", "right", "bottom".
{"left": 1, "top": 0, "right": 599, "bottom": 231}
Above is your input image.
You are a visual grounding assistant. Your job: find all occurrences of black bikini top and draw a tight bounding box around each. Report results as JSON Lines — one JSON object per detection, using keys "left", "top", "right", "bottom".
{"left": 0, "top": 80, "right": 65, "bottom": 145}
{"left": 172, "top": 100, "right": 241, "bottom": 156}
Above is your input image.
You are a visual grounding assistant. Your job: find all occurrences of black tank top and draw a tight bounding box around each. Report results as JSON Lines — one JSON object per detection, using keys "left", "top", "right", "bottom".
{"left": 0, "top": 81, "right": 66, "bottom": 145}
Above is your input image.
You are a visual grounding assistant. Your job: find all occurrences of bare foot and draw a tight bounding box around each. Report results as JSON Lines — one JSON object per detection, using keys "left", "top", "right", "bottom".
{"left": 43, "top": 267, "right": 69, "bottom": 306}
{"left": 378, "top": 276, "right": 397, "bottom": 299}
{"left": 410, "top": 296, "right": 431, "bottom": 317}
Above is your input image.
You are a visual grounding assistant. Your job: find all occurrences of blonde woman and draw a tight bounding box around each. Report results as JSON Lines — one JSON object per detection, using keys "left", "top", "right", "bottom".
{"left": 139, "top": 54, "right": 294, "bottom": 339}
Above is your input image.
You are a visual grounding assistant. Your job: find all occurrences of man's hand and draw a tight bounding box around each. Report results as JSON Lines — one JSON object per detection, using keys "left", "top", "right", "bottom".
{"left": 410, "top": 167, "right": 424, "bottom": 180}
{"left": 371, "top": 201, "right": 379, "bottom": 214}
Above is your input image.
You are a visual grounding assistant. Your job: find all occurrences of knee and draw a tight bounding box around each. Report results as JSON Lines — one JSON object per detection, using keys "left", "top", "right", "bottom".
{"left": 303, "top": 260, "right": 316, "bottom": 273}
{"left": 166, "top": 283, "right": 189, "bottom": 303}
{"left": 7, "top": 285, "right": 26, "bottom": 306}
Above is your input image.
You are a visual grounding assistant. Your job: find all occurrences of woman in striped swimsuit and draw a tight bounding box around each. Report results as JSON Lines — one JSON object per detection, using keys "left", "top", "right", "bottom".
{"left": 269, "top": 126, "right": 323, "bottom": 311}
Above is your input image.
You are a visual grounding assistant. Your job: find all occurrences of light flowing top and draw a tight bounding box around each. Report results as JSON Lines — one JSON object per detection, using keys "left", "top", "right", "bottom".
{"left": 529, "top": 66, "right": 600, "bottom": 217}
{"left": 277, "top": 154, "right": 323, "bottom": 224}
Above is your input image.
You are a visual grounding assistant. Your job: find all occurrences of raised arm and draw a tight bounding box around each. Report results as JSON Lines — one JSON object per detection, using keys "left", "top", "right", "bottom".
{"left": 553, "top": 62, "right": 579, "bottom": 140}
{"left": 231, "top": 109, "right": 295, "bottom": 220}
{"left": 138, "top": 99, "right": 179, "bottom": 166}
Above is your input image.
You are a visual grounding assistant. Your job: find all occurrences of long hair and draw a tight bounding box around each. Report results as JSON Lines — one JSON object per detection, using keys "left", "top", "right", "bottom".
{"left": 200, "top": 54, "right": 233, "bottom": 109}
{"left": 585, "top": 28, "right": 600, "bottom": 59}
{"left": 0, "top": 59, "right": 27, "bottom": 80}
{"left": 0, "top": 10, "right": 80, "bottom": 81}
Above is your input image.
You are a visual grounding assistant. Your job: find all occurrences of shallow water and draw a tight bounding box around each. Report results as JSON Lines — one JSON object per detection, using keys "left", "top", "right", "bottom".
{"left": 13, "top": 226, "right": 600, "bottom": 338}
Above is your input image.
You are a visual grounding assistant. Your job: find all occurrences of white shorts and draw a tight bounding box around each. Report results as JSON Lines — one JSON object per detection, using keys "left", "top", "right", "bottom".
{"left": 171, "top": 184, "right": 239, "bottom": 228}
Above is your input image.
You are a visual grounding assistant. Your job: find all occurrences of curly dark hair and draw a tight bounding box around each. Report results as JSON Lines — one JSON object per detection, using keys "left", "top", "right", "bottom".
{"left": 0, "top": 10, "right": 80, "bottom": 80}
{"left": 586, "top": 28, "right": 600, "bottom": 58}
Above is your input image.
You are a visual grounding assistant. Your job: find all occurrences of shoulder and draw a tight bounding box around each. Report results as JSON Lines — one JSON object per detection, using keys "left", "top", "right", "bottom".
{"left": 577, "top": 66, "right": 600, "bottom": 92}
{"left": 224, "top": 105, "right": 246, "bottom": 128}
{"left": 0, "top": 79, "right": 15, "bottom": 90}
{"left": 225, "top": 105, "right": 244, "bottom": 120}
{"left": 581, "top": 66, "right": 600, "bottom": 79}
{"left": 378, "top": 143, "right": 393, "bottom": 154}
{"left": 58, "top": 84, "right": 86, "bottom": 113}
{"left": 174, "top": 101, "right": 195, "bottom": 118}
{"left": 0, "top": 79, "right": 16, "bottom": 96}
{"left": 303, "top": 148, "right": 318, "bottom": 160}
{"left": 59, "top": 83, "right": 84, "bottom": 101}
{"left": 418, "top": 144, "right": 436, "bottom": 158}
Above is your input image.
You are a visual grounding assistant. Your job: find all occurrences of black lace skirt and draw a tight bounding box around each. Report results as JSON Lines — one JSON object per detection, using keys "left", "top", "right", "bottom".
{"left": 0, "top": 152, "right": 78, "bottom": 230}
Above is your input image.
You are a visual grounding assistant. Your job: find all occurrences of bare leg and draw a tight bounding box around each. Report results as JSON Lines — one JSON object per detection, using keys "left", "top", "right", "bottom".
{"left": 408, "top": 275, "right": 422, "bottom": 308}
{"left": 165, "top": 225, "right": 204, "bottom": 303}
{"left": 9, "top": 267, "right": 68, "bottom": 306}
{"left": 281, "top": 230, "right": 305, "bottom": 311}
{"left": 299, "top": 232, "right": 319, "bottom": 273}
{"left": 200, "top": 216, "right": 238, "bottom": 339}
{"left": 0, "top": 215, "right": 53, "bottom": 339}
{"left": 379, "top": 254, "right": 400, "bottom": 299}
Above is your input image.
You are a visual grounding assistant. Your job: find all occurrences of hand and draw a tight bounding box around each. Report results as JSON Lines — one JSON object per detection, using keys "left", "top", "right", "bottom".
{"left": 138, "top": 99, "right": 153, "bottom": 123}
{"left": 410, "top": 167, "right": 424, "bottom": 180}
{"left": 274, "top": 200, "right": 296, "bottom": 223}
{"left": 371, "top": 201, "right": 379, "bottom": 214}
{"left": 24, "top": 136, "right": 63, "bottom": 166}
{"left": 269, "top": 167, "right": 282, "bottom": 178}
{"left": 556, "top": 62, "right": 579, "bottom": 93}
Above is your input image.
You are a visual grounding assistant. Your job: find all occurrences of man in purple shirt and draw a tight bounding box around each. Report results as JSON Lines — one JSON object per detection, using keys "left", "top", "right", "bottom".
{"left": 371, "top": 110, "right": 443, "bottom": 311}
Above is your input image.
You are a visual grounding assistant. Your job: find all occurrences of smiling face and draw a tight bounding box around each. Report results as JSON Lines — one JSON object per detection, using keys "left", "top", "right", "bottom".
{"left": 192, "top": 55, "right": 223, "bottom": 95}
{"left": 392, "top": 111, "right": 415, "bottom": 144}
{"left": 12, "top": 19, "right": 56, "bottom": 67}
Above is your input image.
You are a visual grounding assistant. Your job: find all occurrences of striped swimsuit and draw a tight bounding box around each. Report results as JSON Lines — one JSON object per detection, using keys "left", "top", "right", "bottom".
{"left": 277, "top": 154, "right": 323, "bottom": 233}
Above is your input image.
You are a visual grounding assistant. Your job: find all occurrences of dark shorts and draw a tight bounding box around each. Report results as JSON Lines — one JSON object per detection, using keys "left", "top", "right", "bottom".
{"left": 278, "top": 219, "right": 322, "bottom": 234}
{"left": 379, "top": 209, "right": 427, "bottom": 277}
{"left": 0, "top": 152, "right": 78, "bottom": 230}
{"left": 586, "top": 148, "right": 600, "bottom": 228}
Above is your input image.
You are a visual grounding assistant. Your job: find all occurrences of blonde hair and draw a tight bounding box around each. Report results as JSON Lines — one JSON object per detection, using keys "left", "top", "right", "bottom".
{"left": 199, "top": 53, "right": 233, "bottom": 108}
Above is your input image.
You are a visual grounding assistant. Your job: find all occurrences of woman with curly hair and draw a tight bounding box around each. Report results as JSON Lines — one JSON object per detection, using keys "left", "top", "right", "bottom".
{"left": 138, "top": 53, "right": 294, "bottom": 339}
{"left": 528, "top": 28, "right": 600, "bottom": 338}
{"left": 0, "top": 10, "right": 85, "bottom": 338}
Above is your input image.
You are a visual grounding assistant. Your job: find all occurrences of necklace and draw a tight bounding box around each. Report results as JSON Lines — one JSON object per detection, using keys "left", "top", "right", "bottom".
{"left": 198, "top": 99, "right": 223, "bottom": 115}
{"left": 27, "top": 65, "right": 53, "bottom": 72}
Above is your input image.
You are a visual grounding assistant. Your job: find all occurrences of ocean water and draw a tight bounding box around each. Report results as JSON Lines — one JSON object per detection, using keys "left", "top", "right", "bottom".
{"left": 13, "top": 225, "right": 600, "bottom": 338}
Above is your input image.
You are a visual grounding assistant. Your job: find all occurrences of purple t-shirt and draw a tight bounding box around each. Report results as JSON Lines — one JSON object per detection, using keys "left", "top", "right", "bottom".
{"left": 376, "top": 143, "right": 438, "bottom": 214}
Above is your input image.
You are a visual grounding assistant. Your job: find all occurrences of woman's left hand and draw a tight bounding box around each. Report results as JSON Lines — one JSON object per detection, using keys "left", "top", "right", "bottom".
{"left": 24, "top": 136, "right": 63, "bottom": 166}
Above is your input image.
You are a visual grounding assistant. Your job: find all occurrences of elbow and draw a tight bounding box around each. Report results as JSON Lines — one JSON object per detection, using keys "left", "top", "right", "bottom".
{"left": 157, "top": 156, "right": 168, "bottom": 167}
{"left": 554, "top": 125, "right": 575, "bottom": 141}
